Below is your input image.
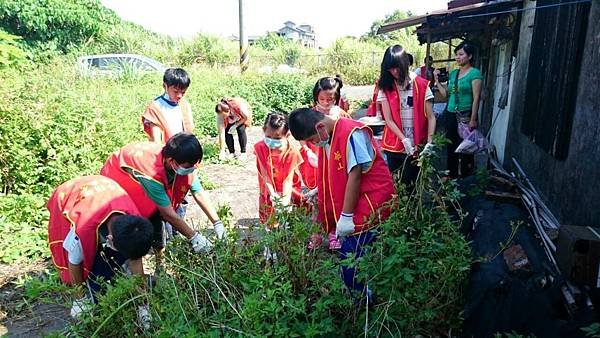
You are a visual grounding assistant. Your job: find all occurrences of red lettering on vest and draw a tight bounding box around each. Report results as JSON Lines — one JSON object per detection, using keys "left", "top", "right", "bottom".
{"left": 317, "top": 118, "right": 395, "bottom": 235}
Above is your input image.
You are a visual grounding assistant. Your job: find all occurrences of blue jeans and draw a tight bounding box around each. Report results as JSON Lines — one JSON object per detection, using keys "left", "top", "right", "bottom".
{"left": 338, "top": 231, "right": 376, "bottom": 297}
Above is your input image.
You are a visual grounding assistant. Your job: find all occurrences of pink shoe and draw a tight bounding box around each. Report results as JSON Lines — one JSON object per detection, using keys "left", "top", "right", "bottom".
{"left": 308, "top": 234, "right": 323, "bottom": 250}
{"left": 328, "top": 232, "right": 342, "bottom": 250}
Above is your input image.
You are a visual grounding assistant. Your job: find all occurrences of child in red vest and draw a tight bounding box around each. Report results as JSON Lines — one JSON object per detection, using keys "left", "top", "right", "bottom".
{"left": 254, "top": 113, "right": 303, "bottom": 228}
{"left": 289, "top": 108, "right": 395, "bottom": 301}
{"left": 377, "top": 45, "right": 436, "bottom": 187}
{"left": 47, "top": 175, "right": 154, "bottom": 323}
{"left": 301, "top": 76, "right": 352, "bottom": 249}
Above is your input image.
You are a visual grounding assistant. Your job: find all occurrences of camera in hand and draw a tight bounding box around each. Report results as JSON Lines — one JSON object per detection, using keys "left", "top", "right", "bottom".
{"left": 437, "top": 67, "right": 449, "bottom": 83}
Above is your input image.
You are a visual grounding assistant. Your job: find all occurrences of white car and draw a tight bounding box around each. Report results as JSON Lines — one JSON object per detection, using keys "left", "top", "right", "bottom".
{"left": 76, "top": 54, "right": 167, "bottom": 76}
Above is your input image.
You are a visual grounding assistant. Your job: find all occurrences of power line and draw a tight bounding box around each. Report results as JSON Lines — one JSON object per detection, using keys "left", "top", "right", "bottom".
{"left": 458, "top": 0, "right": 591, "bottom": 19}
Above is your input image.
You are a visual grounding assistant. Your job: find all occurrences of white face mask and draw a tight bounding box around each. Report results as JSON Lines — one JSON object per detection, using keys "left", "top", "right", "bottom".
{"left": 316, "top": 102, "right": 333, "bottom": 111}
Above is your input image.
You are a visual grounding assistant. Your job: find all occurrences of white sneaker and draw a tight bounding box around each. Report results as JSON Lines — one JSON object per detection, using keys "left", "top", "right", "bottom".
{"left": 238, "top": 153, "right": 247, "bottom": 161}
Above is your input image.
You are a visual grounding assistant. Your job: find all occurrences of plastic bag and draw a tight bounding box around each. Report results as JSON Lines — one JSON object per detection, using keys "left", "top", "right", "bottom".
{"left": 458, "top": 122, "right": 471, "bottom": 139}
{"left": 455, "top": 129, "right": 489, "bottom": 154}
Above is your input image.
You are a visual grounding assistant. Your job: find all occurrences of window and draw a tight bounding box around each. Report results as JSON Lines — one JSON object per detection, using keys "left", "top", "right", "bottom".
{"left": 520, "top": 0, "right": 590, "bottom": 159}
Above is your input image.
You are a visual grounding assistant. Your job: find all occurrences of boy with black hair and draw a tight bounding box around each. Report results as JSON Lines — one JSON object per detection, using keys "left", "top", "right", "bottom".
{"left": 142, "top": 68, "right": 195, "bottom": 143}
{"left": 47, "top": 175, "right": 154, "bottom": 321}
{"left": 100, "top": 133, "right": 225, "bottom": 259}
{"left": 288, "top": 108, "right": 395, "bottom": 301}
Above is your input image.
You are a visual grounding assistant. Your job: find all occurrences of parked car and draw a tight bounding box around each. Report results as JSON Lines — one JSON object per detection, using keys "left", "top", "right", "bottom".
{"left": 76, "top": 54, "right": 167, "bottom": 76}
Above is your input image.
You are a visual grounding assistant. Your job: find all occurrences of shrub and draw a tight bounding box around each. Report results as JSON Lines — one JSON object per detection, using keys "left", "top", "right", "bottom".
{"left": 358, "top": 137, "right": 471, "bottom": 335}
{"left": 0, "top": 29, "right": 28, "bottom": 68}
{"left": 69, "top": 208, "right": 355, "bottom": 337}
{"left": 177, "top": 34, "right": 237, "bottom": 67}
{"left": 0, "top": 0, "right": 117, "bottom": 53}
{"left": 0, "top": 193, "right": 49, "bottom": 263}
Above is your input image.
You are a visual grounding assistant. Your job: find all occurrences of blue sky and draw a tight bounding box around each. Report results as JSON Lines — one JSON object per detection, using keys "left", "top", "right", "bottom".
{"left": 101, "top": 0, "right": 448, "bottom": 47}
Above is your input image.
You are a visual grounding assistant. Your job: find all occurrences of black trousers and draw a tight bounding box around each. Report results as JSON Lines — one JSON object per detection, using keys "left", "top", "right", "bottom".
{"left": 445, "top": 112, "right": 474, "bottom": 178}
{"left": 225, "top": 124, "right": 247, "bottom": 154}
{"left": 384, "top": 151, "right": 420, "bottom": 190}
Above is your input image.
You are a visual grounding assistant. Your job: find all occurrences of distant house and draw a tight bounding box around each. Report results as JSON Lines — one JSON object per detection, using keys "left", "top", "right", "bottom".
{"left": 228, "top": 34, "right": 262, "bottom": 45}
{"left": 276, "top": 21, "right": 316, "bottom": 48}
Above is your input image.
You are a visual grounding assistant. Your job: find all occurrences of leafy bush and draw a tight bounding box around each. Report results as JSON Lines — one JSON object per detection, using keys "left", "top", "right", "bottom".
{"left": 177, "top": 34, "right": 237, "bottom": 67}
{"left": 69, "top": 209, "right": 354, "bottom": 337}
{"left": 343, "top": 139, "right": 470, "bottom": 336}
{"left": 0, "top": 0, "right": 117, "bottom": 53}
{"left": 0, "top": 193, "right": 49, "bottom": 263}
{"left": 0, "top": 29, "right": 28, "bottom": 68}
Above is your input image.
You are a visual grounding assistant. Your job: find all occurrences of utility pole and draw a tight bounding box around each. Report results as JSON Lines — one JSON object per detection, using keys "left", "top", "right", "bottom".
{"left": 238, "top": 0, "right": 248, "bottom": 73}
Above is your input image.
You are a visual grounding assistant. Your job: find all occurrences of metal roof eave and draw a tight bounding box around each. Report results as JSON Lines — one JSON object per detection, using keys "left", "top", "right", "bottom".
{"left": 377, "top": 0, "right": 522, "bottom": 35}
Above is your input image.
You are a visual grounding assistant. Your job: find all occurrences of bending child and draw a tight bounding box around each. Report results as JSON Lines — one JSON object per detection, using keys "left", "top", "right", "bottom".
{"left": 289, "top": 108, "right": 395, "bottom": 302}
{"left": 254, "top": 112, "right": 304, "bottom": 228}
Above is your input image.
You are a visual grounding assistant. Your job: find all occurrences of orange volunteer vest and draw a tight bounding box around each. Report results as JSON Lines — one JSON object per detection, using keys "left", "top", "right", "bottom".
{"left": 223, "top": 97, "right": 253, "bottom": 127}
{"left": 141, "top": 97, "right": 194, "bottom": 143}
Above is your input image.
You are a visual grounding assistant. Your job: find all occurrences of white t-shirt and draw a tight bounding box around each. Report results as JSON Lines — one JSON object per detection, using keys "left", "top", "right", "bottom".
{"left": 376, "top": 83, "right": 433, "bottom": 140}
{"left": 154, "top": 95, "right": 184, "bottom": 136}
{"left": 63, "top": 227, "right": 84, "bottom": 265}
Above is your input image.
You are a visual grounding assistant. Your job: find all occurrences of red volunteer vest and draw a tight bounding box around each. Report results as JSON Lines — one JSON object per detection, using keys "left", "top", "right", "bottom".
{"left": 299, "top": 106, "right": 350, "bottom": 190}
{"left": 254, "top": 140, "right": 303, "bottom": 224}
{"left": 100, "top": 142, "right": 193, "bottom": 218}
{"left": 299, "top": 143, "right": 318, "bottom": 189}
{"left": 47, "top": 175, "right": 141, "bottom": 284}
{"left": 366, "top": 82, "right": 379, "bottom": 117}
{"left": 317, "top": 118, "right": 395, "bottom": 235}
{"left": 381, "top": 76, "right": 430, "bottom": 153}
{"left": 223, "top": 97, "right": 253, "bottom": 127}
{"left": 142, "top": 97, "right": 194, "bottom": 143}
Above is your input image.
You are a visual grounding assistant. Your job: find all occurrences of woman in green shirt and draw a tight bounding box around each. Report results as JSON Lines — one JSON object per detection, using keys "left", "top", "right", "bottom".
{"left": 434, "top": 41, "right": 483, "bottom": 178}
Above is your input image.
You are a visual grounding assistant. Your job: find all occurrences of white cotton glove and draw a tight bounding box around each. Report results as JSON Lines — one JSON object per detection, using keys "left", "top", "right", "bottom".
{"left": 304, "top": 188, "right": 318, "bottom": 199}
{"left": 263, "top": 245, "right": 278, "bottom": 262}
{"left": 137, "top": 304, "right": 152, "bottom": 331}
{"left": 70, "top": 297, "right": 93, "bottom": 319}
{"left": 401, "top": 138, "right": 415, "bottom": 155}
{"left": 190, "top": 232, "right": 213, "bottom": 253}
{"left": 336, "top": 212, "right": 355, "bottom": 238}
{"left": 420, "top": 142, "right": 435, "bottom": 157}
{"left": 213, "top": 220, "right": 226, "bottom": 240}
{"left": 306, "top": 148, "right": 318, "bottom": 167}
{"left": 269, "top": 192, "right": 281, "bottom": 205}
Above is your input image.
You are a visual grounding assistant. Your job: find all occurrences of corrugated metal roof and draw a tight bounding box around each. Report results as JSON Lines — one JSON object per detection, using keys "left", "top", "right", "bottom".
{"left": 377, "top": 0, "right": 522, "bottom": 34}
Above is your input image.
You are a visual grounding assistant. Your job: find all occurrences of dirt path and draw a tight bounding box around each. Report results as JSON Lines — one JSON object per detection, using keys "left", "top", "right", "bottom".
{"left": 186, "top": 126, "right": 262, "bottom": 230}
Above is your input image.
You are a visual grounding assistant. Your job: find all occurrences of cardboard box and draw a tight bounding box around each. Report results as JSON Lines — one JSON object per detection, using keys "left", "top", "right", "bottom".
{"left": 556, "top": 225, "right": 600, "bottom": 288}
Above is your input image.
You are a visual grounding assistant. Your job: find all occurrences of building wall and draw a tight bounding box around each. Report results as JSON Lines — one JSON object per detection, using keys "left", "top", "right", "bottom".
{"left": 488, "top": 41, "right": 514, "bottom": 164}
{"left": 504, "top": 0, "right": 600, "bottom": 226}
